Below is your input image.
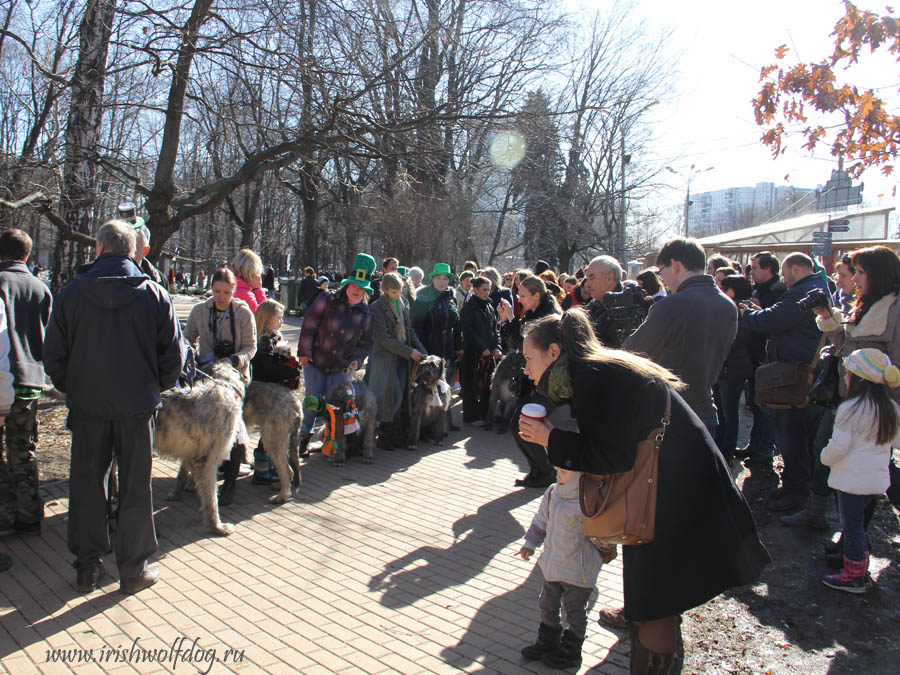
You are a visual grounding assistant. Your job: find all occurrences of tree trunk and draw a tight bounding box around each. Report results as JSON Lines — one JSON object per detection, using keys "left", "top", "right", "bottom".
{"left": 51, "top": 0, "right": 118, "bottom": 291}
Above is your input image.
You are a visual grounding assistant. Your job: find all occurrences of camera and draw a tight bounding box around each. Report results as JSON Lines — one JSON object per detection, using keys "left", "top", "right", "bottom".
{"left": 797, "top": 288, "right": 831, "bottom": 312}
{"left": 603, "top": 285, "right": 645, "bottom": 310}
{"left": 214, "top": 341, "right": 235, "bottom": 359}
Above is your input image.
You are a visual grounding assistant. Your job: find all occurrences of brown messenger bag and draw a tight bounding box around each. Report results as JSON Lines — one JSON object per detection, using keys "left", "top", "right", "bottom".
{"left": 579, "top": 389, "right": 671, "bottom": 546}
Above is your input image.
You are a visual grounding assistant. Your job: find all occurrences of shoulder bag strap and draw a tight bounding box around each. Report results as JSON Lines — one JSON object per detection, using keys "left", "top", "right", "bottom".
{"left": 809, "top": 333, "right": 828, "bottom": 369}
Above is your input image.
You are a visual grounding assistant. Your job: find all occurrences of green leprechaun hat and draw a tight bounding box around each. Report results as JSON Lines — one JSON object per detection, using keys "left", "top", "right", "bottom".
{"left": 429, "top": 262, "right": 454, "bottom": 282}
{"left": 341, "top": 253, "right": 376, "bottom": 293}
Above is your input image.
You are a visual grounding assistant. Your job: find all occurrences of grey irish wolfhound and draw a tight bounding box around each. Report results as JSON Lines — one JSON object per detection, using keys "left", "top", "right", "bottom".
{"left": 242, "top": 380, "right": 303, "bottom": 503}
{"left": 157, "top": 362, "right": 245, "bottom": 536}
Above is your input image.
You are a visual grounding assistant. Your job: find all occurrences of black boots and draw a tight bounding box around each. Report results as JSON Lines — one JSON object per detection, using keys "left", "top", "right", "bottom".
{"left": 521, "top": 623, "right": 562, "bottom": 660}
{"left": 629, "top": 626, "right": 683, "bottom": 674}
{"left": 219, "top": 443, "right": 245, "bottom": 506}
{"left": 377, "top": 422, "right": 396, "bottom": 451}
{"left": 541, "top": 629, "right": 584, "bottom": 668}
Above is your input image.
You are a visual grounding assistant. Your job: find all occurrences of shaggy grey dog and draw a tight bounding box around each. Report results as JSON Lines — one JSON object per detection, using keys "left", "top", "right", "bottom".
{"left": 242, "top": 381, "right": 303, "bottom": 503}
{"left": 157, "top": 362, "right": 245, "bottom": 537}
{"left": 486, "top": 350, "right": 526, "bottom": 434}
{"left": 324, "top": 375, "right": 377, "bottom": 466}
{"left": 408, "top": 355, "right": 453, "bottom": 450}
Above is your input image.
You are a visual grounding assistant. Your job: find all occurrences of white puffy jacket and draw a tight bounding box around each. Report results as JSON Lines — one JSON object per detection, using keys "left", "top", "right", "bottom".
{"left": 523, "top": 475, "right": 604, "bottom": 588}
{"left": 821, "top": 396, "right": 900, "bottom": 495}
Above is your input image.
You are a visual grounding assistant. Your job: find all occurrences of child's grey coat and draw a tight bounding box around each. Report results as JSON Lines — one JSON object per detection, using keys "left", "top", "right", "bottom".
{"left": 523, "top": 476, "right": 604, "bottom": 589}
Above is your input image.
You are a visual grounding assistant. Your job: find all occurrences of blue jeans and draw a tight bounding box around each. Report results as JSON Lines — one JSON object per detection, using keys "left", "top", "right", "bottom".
{"left": 299, "top": 364, "right": 348, "bottom": 435}
{"left": 775, "top": 404, "right": 826, "bottom": 494}
{"left": 715, "top": 378, "right": 746, "bottom": 461}
{"left": 837, "top": 491, "right": 876, "bottom": 562}
{"left": 747, "top": 378, "right": 776, "bottom": 458}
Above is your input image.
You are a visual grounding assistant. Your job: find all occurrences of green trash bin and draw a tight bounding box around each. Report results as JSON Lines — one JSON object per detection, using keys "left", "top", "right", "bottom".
{"left": 280, "top": 278, "right": 301, "bottom": 316}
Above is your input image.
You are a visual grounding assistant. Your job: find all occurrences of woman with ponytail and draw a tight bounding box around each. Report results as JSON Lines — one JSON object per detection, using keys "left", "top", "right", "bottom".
{"left": 517, "top": 309, "right": 769, "bottom": 673}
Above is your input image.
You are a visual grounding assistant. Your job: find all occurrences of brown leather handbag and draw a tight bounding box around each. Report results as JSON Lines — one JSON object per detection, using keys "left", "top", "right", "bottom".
{"left": 753, "top": 335, "right": 827, "bottom": 410}
{"left": 579, "top": 389, "right": 671, "bottom": 545}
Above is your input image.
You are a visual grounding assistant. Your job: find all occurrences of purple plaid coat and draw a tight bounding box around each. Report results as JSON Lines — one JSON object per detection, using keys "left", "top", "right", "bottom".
{"left": 298, "top": 288, "right": 374, "bottom": 373}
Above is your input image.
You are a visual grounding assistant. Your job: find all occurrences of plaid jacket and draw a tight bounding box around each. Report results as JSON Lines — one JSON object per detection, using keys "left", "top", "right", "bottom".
{"left": 298, "top": 289, "right": 374, "bottom": 373}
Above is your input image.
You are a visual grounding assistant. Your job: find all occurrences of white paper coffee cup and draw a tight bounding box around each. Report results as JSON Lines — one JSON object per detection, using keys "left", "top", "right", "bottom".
{"left": 521, "top": 403, "right": 547, "bottom": 421}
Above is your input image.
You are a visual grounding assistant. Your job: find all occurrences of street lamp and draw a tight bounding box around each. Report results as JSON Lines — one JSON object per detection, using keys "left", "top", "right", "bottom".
{"left": 666, "top": 164, "right": 714, "bottom": 237}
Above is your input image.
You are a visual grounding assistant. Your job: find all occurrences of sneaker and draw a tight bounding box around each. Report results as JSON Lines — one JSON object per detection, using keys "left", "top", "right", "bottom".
{"left": 251, "top": 469, "right": 279, "bottom": 485}
{"left": 120, "top": 566, "right": 160, "bottom": 595}
{"left": 822, "top": 570, "right": 867, "bottom": 594}
{"left": 597, "top": 606, "right": 629, "bottom": 630}
{"left": 822, "top": 557, "right": 868, "bottom": 594}
{"left": 468, "top": 419, "right": 486, "bottom": 427}
{"left": 0, "top": 553, "right": 11, "bottom": 572}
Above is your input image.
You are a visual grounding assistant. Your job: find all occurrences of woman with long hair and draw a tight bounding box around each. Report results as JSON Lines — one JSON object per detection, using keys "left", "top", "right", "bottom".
{"left": 810, "top": 245, "right": 900, "bottom": 542}
{"left": 185, "top": 268, "right": 257, "bottom": 504}
{"left": 518, "top": 309, "right": 769, "bottom": 673}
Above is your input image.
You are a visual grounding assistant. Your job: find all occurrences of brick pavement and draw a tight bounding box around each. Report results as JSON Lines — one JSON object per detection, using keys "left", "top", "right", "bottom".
{"left": 0, "top": 296, "right": 630, "bottom": 674}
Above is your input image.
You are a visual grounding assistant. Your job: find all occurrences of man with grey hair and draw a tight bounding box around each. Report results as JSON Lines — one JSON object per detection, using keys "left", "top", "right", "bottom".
{"left": 44, "top": 219, "right": 184, "bottom": 595}
{"left": 133, "top": 224, "right": 167, "bottom": 289}
{"left": 583, "top": 254, "right": 631, "bottom": 347}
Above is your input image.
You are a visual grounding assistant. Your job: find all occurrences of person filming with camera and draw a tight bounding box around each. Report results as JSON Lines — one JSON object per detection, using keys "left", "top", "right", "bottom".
{"left": 185, "top": 268, "right": 257, "bottom": 505}
{"left": 740, "top": 252, "right": 829, "bottom": 513}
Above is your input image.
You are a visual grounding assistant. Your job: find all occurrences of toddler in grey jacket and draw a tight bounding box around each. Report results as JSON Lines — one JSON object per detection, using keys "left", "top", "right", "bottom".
{"left": 516, "top": 467, "right": 610, "bottom": 669}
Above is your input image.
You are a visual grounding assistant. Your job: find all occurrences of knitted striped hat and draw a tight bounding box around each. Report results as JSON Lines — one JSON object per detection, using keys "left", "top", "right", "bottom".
{"left": 844, "top": 348, "right": 900, "bottom": 388}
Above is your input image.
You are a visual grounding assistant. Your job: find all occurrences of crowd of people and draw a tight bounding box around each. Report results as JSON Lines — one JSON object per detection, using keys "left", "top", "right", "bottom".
{"left": 1, "top": 216, "right": 899, "bottom": 673}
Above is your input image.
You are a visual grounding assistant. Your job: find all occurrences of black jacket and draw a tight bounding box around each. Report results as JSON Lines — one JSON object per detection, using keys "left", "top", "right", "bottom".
{"left": 460, "top": 295, "right": 500, "bottom": 353}
{"left": 742, "top": 272, "right": 828, "bottom": 363}
{"left": 545, "top": 360, "right": 769, "bottom": 620}
{"left": 43, "top": 255, "right": 185, "bottom": 417}
{"left": 300, "top": 275, "right": 318, "bottom": 305}
{"left": 501, "top": 294, "right": 561, "bottom": 352}
{"left": 748, "top": 275, "right": 787, "bottom": 365}
{"left": 0, "top": 261, "right": 52, "bottom": 389}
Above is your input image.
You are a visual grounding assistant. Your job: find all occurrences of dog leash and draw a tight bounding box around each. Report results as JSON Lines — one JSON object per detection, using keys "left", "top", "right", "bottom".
{"left": 193, "top": 367, "right": 245, "bottom": 399}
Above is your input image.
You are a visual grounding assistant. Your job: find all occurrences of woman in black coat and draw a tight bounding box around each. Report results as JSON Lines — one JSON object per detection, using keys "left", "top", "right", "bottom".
{"left": 519, "top": 310, "right": 770, "bottom": 673}
{"left": 498, "top": 275, "right": 563, "bottom": 487}
{"left": 459, "top": 277, "right": 501, "bottom": 424}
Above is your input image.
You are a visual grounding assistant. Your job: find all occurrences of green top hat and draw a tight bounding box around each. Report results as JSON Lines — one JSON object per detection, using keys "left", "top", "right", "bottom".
{"left": 429, "top": 262, "right": 454, "bottom": 283}
{"left": 341, "top": 253, "right": 376, "bottom": 293}
{"left": 397, "top": 266, "right": 409, "bottom": 279}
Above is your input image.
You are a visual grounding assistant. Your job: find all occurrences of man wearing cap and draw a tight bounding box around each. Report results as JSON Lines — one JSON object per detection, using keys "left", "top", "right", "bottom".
{"left": 296, "top": 253, "right": 375, "bottom": 454}
{"left": 43, "top": 220, "right": 184, "bottom": 594}
{"left": 412, "top": 263, "right": 462, "bottom": 391}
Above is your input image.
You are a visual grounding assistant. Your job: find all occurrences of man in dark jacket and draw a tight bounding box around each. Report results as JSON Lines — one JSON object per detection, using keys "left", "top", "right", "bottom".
{"left": 625, "top": 238, "right": 737, "bottom": 436}
{"left": 459, "top": 277, "right": 501, "bottom": 425}
{"left": 369, "top": 256, "right": 398, "bottom": 302}
{"left": 299, "top": 266, "right": 318, "bottom": 313}
{"left": 740, "top": 251, "right": 787, "bottom": 469}
{"left": 741, "top": 252, "right": 827, "bottom": 512}
{"left": 0, "top": 229, "right": 52, "bottom": 537}
{"left": 583, "top": 255, "right": 624, "bottom": 347}
{"left": 43, "top": 220, "right": 184, "bottom": 595}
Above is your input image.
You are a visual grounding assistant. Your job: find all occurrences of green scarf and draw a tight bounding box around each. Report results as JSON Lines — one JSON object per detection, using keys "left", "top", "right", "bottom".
{"left": 536, "top": 353, "right": 573, "bottom": 406}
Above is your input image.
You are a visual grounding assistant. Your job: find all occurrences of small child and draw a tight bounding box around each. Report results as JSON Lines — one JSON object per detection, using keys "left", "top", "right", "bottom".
{"left": 821, "top": 348, "right": 900, "bottom": 593}
{"left": 250, "top": 300, "right": 301, "bottom": 482}
{"left": 515, "top": 467, "right": 610, "bottom": 668}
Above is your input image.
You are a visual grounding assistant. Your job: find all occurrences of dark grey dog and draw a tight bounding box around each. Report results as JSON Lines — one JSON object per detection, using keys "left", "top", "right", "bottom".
{"left": 243, "top": 381, "right": 303, "bottom": 503}
{"left": 158, "top": 362, "right": 246, "bottom": 536}
{"left": 324, "top": 375, "right": 377, "bottom": 467}
{"left": 486, "top": 350, "right": 526, "bottom": 434}
{"left": 408, "top": 355, "right": 453, "bottom": 450}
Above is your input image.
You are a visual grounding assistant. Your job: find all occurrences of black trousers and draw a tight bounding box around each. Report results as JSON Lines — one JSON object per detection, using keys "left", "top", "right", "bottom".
{"left": 67, "top": 411, "right": 158, "bottom": 579}
{"left": 460, "top": 348, "right": 493, "bottom": 422}
{"left": 512, "top": 387, "right": 555, "bottom": 479}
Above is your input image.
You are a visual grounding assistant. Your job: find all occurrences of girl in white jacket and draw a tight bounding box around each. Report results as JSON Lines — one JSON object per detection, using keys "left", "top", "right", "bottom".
{"left": 821, "top": 348, "right": 900, "bottom": 593}
{"left": 515, "top": 467, "right": 613, "bottom": 668}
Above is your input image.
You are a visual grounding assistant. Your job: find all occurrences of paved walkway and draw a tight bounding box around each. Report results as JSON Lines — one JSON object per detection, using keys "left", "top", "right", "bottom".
{"left": 0, "top": 296, "right": 630, "bottom": 674}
